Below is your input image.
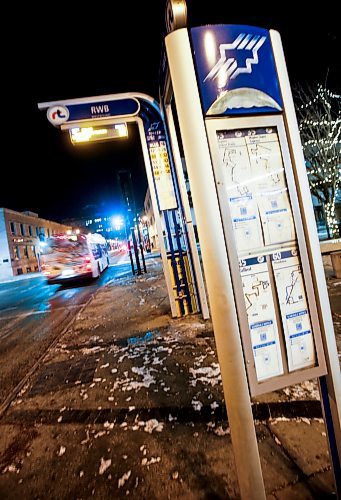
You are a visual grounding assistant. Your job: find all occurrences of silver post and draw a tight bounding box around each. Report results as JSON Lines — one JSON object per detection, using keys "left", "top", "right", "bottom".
{"left": 166, "top": 28, "right": 266, "bottom": 499}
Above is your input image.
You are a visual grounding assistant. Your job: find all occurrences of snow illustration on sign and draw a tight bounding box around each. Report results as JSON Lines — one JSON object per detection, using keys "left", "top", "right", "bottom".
{"left": 207, "top": 88, "right": 282, "bottom": 115}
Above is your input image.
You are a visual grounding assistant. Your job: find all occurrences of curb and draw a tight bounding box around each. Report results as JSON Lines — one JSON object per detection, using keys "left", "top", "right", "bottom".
{"left": 2, "top": 400, "right": 322, "bottom": 426}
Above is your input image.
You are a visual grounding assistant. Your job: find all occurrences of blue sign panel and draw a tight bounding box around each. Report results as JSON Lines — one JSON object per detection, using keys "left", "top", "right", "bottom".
{"left": 47, "top": 99, "right": 139, "bottom": 126}
{"left": 190, "top": 25, "right": 283, "bottom": 116}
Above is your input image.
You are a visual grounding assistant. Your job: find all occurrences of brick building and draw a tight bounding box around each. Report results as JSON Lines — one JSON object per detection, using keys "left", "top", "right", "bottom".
{"left": 0, "top": 208, "right": 70, "bottom": 281}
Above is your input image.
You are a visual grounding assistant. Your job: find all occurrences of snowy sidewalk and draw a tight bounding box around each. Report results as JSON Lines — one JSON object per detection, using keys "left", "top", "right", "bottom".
{"left": 0, "top": 264, "right": 339, "bottom": 498}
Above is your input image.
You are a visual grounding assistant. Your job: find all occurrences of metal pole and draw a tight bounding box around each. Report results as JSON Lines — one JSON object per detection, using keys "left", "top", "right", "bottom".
{"left": 136, "top": 218, "right": 147, "bottom": 273}
{"left": 131, "top": 225, "right": 141, "bottom": 276}
{"left": 166, "top": 28, "right": 266, "bottom": 499}
{"left": 165, "top": 104, "right": 210, "bottom": 319}
{"left": 124, "top": 214, "right": 135, "bottom": 275}
{"left": 136, "top": 119, "right": 178, "bottom": 317}
{"left": 127, "top": 240, "right": 135, "bottom": 275}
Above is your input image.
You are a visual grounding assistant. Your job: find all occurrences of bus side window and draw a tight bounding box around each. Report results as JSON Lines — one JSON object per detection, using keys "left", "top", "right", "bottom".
{"left": 97, "top": 244, "right": 103, "bottom": 257}
{"left": 91, "top": 244, "right": 99, "bottom": 259}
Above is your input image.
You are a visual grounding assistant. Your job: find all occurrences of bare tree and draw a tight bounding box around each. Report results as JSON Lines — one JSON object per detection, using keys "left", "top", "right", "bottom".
{"left": 295, "top": 84, "right": 340, "bottom": 238}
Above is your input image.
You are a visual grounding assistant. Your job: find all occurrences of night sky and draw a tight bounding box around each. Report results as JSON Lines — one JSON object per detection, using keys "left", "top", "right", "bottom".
{"left": 3, "top": 1, "right": 339, "bottom": 222}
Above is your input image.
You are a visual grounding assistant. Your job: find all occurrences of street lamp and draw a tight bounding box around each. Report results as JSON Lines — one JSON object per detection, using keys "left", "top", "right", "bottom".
{"left": 111, "top": 215, "right": 124, "bottom": 231}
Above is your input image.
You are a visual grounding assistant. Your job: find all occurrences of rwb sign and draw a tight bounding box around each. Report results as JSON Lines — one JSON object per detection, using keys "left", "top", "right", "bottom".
{"left": 191, "top": 25, "right": 283, "bottom": 116}
{"left": 47, "top": 98, "right": 140, "bottom": 126}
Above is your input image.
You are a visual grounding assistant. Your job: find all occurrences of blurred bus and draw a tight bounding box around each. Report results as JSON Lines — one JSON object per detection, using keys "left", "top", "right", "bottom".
{"left": 41, "top": 232, "right": 109, "bottom": 284}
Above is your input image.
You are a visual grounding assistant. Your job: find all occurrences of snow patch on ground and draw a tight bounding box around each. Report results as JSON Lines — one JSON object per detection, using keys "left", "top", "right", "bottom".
{"left": 99, "top": 457, "right": 111, "bottom": 475}
{"left": 57, "top": 446, "right": 66, "bottom": 456}
{"left": 118, "top": 470, "right": 131, "bottom": 488}
{"left": 189, "top": 363, "right": 221, "bottom": 387}
{"left": 81, "top": 346, "right": 104, "bottom": 355}
{"left": 144, "top": 419, "right": 164, "bottom": 433}
{"left": 191, "top": 399, "right": 203, "bottom": 411}
{"left": 141, "top": 456, "right": 161, "bottom": 466}
{"left": 213, "top": 426, "right": 230, "bottom": 436}
{"left": 282, "top": 380, "right": 320, "bottom": 400}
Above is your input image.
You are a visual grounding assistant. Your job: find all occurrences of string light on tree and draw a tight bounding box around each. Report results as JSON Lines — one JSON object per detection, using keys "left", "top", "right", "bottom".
{"left": 295, "top": 83, "right": 341, "bottom": 239}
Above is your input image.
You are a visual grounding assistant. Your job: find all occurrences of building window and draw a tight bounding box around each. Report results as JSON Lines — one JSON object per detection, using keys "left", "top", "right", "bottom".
{"left": 20, "top": 223, "right": 25, "bottom": 236}
{"left": 29, "top": 225, "right": 33, "bottom": 236}
{"left": 26, "top": 267, "right": 32, "bottom": 273}
{"left": 47, "top": 228, "right": 50, "bottom": 237}
{"left": 14, "top": 246, "right": 20, "bottom": 260}
{"left": 31, "top": 246, "right": 36, "bottom": 257}
{"left": 36, "top": 227, "right": 39, "bottom": 236}
{"left": 10, "top": 222, "right": 16, "bottom": 235}
{"left": 24, "top": 246, "right": 29, "bottom": 258}
{"left": 17, "top": 268, "right": 23, "bottom": 275}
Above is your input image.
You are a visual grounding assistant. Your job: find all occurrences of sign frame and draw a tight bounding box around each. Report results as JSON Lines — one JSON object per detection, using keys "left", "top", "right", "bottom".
{"left": 206, "top": 114, "right": 327, "bottom": 395}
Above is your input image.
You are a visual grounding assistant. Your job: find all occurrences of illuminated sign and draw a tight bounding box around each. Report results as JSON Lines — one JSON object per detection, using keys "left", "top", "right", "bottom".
{"left": 69, "top": 123, "right": 128, "bottom": 144}
{"left": 149, "top": 140, "right": 177, "bottom": 210}
{"left": 191, "top": 25, "right": 283, "bottom": 116}
{"left": 45, "top": 99, "right": 140, "bottom": 128}
{"left": 145, "top": 121, "right": 177, "bottom": 211}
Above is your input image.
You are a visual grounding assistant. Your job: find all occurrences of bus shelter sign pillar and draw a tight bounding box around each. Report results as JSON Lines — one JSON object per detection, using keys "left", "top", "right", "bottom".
{"left": 142, "top": 116, "right": 201, "bottom": 317}
{"left": 38, "top": 92, "right": 206, "bottom": 319}
{"left": 165, "top": 19, "right": 341, "bottom": 499}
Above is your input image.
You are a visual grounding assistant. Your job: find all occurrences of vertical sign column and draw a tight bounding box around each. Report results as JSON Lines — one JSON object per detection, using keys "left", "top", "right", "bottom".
{"left": 144, "top": 120, "right": 197, "bottom": 315}
{"left": 145, "top": 122, "right": 177, "bottom": 212}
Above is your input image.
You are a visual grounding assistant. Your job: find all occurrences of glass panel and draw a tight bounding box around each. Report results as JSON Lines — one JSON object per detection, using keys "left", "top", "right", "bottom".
{"left": 216, "top": 126, "right": 316, "bottom": 379}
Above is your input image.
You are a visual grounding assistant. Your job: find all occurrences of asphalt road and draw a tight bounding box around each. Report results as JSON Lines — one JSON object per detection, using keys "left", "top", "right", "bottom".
{"left": 0, "top": 251, "right": 154, "bottom": 406}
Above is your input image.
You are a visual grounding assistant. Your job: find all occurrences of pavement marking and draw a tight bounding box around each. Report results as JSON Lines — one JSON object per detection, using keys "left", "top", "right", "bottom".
{"left": 0, "top": 290, "right": 97, "bottom": 418}
{"left": 0, "top": 315, "right": 26, "bottom": 341}
{"left": 0, "top": 304, "right": 87, "bottom": 326}
{"left": 18, "top": 284, "right": 41, "bottom": 293}
{"left": 0, "top": 306, "right": 17, "bottom": 313}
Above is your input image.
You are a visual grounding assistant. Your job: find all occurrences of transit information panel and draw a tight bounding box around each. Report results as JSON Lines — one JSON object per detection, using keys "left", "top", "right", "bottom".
{"left": 216, "top": 126, "right": 316, "bottom": 381}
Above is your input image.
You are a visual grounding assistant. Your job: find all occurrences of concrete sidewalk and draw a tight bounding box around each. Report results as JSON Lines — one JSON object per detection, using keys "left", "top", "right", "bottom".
{"left": 0, "top": 262, "right": 339, "bottom": 498}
